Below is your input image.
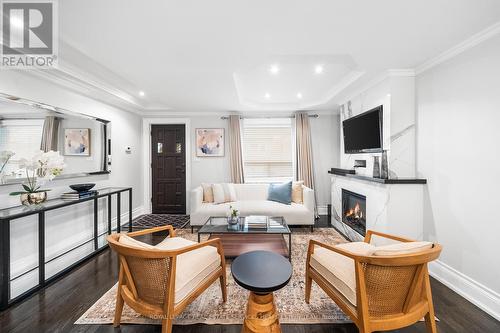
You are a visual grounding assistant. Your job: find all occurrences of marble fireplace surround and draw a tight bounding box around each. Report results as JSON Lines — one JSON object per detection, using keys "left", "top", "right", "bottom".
{"left": 331, "top": 174, "right": 425, "bottom": 243}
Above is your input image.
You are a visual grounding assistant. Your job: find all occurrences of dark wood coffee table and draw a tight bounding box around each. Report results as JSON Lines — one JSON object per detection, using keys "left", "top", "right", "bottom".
{"left": 232, "top": 250, "right": 292, "bottom": 332}
{"left": 197, "top": 216, "right": 292, "bottom": 260}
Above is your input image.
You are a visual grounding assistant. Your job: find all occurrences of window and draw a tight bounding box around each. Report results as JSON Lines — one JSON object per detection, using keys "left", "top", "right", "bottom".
{"left": 0, "top": 119, "right": 44, "bottom": 176}
{"left": 242, "top": 118, "right": 294, "bottom": 183}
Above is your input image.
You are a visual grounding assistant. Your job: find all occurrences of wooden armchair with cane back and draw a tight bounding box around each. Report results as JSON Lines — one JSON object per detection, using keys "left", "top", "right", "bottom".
{"left": 107, "top": 225, "right": 227, "bottom": 333}
{"left": 305, "top": 230, "right": 442, "bottom": 333}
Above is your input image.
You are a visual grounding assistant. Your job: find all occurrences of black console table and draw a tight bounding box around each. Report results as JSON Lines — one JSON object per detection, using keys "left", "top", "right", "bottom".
{"left": 0, "top": 187, "right": 132, "bottom": 310}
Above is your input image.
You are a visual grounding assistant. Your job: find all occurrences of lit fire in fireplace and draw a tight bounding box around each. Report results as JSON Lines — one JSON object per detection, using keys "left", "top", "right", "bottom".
{"left": 345, "top": 202, "right": 363, "bottom": 220}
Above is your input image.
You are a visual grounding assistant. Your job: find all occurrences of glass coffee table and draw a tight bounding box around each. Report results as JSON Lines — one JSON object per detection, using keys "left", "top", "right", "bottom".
{"left": 197, "top": 216, "right": 292, "bottom": 261}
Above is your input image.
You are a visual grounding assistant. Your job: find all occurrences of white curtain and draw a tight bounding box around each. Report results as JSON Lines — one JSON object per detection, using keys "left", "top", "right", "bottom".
{"left": 295, "top": 112, "right": 318, "bottom": 216}
{"left": 228, "top": 115, "right": 244, "bottom": 183}
{"left": 40, "top": 116, "right": 60, "bottom": 152}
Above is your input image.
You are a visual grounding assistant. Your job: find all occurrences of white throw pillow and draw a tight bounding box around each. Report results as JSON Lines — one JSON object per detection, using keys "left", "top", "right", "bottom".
{"left": 225, "top": 183, "right": 237, "bottom": 202}
{"left": 292, "top": 181, "right": 304, "bottom": 204}
{"left": 201, "top": 183, "right": 214, "bottom": 203}
{"left": 212, "top": 183, "right": 237, "bottom": 204}
{"left": 336, "top": 241, "right": 376, "bottom": 256}
{"left": 373, "top": 241, "right": 433, "bottom": 256}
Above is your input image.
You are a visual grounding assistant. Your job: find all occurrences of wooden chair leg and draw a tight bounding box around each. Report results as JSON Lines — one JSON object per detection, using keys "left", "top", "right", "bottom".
{"left": 424, "top": 274, "right": 438, "bottom": 333}
{"left": 305, "top": 270, "right": 312, "bottom": 304}
{"left": 425, "top": 312, "right": 437, "bottom": 333}
{"left": 113, "top": 266, "right": 125, "bottom": 327}
{"left": 220, "top": 273, "right": 227, "bottom": 302}
{"left": 161, "top": 318, "right": 173, "bottom": 333}
{"left": 113, "top": 290, "right": 124, "bottom": 327}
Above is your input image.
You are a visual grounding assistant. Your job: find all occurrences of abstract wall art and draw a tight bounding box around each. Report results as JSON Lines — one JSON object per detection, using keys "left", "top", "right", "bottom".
{"left": 196, "top": 128, "right": 224, "bottom": 157}
{"left": 64, "top": 128, "right": 91, "bottom": 156}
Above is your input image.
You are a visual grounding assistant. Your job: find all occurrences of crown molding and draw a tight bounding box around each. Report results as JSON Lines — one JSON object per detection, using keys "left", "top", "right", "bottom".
{"left": 416, "top": 21, "right": 500, "bottom": 75}
{"left": 312, "top": 70, "right": 365, "bottom": 106}
{"left": 338, "top": 71, "right": 389, "bottom": 105}
{"left": 142, "top": 109, "right": 337, "bottom": 118}
{"left": 142, "top": 110, "right": 228, "bottom": 117}
{"left": 52, "top": 65, "right": 145, "bottom": 108}
{"left": 338, "top": 68, "right": 418, "bottom": 105}
{"left": 24, "top": 68, "right": 145, "bottom": 115}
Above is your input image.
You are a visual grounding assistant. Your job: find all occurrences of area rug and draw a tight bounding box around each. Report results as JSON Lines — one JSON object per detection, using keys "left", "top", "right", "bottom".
{"left": 131, "top": 214, "right": 190, "bottom": 230}
{"left": 76, "top": 228, "right": 352, "bottom": 325}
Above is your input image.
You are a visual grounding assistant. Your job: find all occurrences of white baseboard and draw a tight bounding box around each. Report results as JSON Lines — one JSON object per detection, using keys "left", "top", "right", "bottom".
{"left": 429, "top": 260, "right": 500, "bottom": 321}
{"left": 317, "top": 205, "right": 328, "bottom": 216}
{"left": 118, "top": 205, "right": 144, "bottom": 226}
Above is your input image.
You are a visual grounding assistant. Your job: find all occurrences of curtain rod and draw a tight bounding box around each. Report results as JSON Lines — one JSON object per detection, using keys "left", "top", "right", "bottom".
{"left": 220, "top": 114, "right": 318, "bottom": 120}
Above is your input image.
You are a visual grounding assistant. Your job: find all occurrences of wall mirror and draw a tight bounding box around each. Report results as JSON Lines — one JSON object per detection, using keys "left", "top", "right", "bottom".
{"left": 0, "top": 93, "right": 111, "bottom": 186}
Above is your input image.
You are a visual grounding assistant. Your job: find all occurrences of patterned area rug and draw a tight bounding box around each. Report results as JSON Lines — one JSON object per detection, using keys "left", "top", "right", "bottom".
{"left": 132, "top": 214, "right": 190, "bottom": 229}
{"left": 76, "top": 228, "right": 352, "bottom": 325}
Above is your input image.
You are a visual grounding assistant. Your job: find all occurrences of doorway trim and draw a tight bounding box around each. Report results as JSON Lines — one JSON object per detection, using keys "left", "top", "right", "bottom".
{"left": 142, "top": 118, "right": 191, "bottom": 214}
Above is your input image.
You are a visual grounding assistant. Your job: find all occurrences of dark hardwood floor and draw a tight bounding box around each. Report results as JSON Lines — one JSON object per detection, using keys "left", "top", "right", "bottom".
{"left": 0, "top": 216, "right": 498, "bottom": 333}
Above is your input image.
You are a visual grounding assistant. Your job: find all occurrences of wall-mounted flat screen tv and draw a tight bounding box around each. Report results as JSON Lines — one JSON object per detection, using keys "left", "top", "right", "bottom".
{"left": 342, "top": 105, "right": 383, "bottom": 154}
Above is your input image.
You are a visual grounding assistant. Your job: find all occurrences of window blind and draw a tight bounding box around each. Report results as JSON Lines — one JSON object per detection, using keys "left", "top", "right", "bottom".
{"left": 0, "top": 119, "right": 44, "bottom": 175}
{"left": 242, "top": 118, "right": 293, "bottom": 183}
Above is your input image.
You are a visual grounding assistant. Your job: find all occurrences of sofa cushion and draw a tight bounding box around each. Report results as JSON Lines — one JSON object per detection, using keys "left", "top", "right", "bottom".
{"left": 201, "top": 183, "right": 214, "bottom": 203}
{"left": 191, "top": 200, "right": 314, "bottom": 225}
{"left": 291, "top": 181, "right": 304, "bottom": 204}
{"left": 212, "top": 183, "right": 237, "bottom": 204}
{"left": 373, "top": 241, "right": 433, "bottom": 256}
{"left": 197, "top": 202, "right": 233, "bottom": 217}
{"left": 310, "top": 242, "right": 376, "bottom": 306}
{"left": 233, "top": 183, "right": 269, "bottom": 200}
{"left": 234, "top": 200, "right": 310, "bottom": 224}
{"left": 156, "top": 237, "right": 221, "bottom": 305}
{"left": 267, "top": 181, "right": 292, "bottom": 205}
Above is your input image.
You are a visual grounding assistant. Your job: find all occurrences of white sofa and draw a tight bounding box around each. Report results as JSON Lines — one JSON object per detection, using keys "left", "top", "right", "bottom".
{"left": 190, "top": 183, "right": 315, "bottom": 227}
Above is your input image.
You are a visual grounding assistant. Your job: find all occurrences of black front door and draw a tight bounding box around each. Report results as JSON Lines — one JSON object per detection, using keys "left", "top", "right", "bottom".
{"left": 151, "top": 125, "right": 186, "bottom": 214}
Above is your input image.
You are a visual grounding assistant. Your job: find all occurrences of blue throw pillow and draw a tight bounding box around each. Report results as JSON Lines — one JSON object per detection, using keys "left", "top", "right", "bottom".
{"left": 267, "top": 181, "right": 292, "bottom": 205}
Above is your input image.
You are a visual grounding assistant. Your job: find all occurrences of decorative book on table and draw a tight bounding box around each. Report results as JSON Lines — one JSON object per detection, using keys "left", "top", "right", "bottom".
{"left": 61, "top": 190, "right": 98, "bottom": 201}
{"left": 245, "top": 215, "right": 268, "bottom": 229}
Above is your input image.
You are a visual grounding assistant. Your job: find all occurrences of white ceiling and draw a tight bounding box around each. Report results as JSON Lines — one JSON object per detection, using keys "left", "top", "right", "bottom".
{"left": 56, "top": 0, "right": 500, "bottom": 113}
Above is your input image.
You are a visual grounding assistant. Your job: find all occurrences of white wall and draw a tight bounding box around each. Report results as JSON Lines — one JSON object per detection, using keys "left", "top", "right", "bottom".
{"left": 145, "top": 113, "right": 339, "bottom": 213}
{"left": 339, "top": 79, "right": 391, "bottom": 176}
{"left": 416, "top": 33, "right": 500, "bottom": 314}
{"left": 190, "top": 116, "right": 231, "bottom": 188}
{"left": 58, "top": 115, "right": 103, "bottom": 175}
{"left": 0, "top": 71, "right": 143, "bottom": 298}
{"left": 338, "top": 74, "right": 416, "bottom": 178}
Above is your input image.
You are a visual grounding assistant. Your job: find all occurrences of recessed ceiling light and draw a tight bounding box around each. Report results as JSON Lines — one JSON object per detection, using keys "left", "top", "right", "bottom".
{"left": 269, "top": 64, "right": 280, "bottom": 75}
{"left": 139, "top": 91, "right": 145, "bottom": 97}
{"left": 265, "top": 93, "right": 271, "bottom": 99}
{"left": 297, "top": 92, "right": 303, "bottom": 99}
{"left": 315, "top": 65, "right": 324, "bottom": 74}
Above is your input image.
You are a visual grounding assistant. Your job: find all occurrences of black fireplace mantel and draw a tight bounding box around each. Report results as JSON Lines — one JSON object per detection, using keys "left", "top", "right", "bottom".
{"left": 328, "top": 170, "right": 427, "bottom": 184}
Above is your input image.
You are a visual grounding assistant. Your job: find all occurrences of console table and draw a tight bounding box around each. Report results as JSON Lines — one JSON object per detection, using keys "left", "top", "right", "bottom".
{"left": 0, "top": 187, "right": 132, "bottom": 310}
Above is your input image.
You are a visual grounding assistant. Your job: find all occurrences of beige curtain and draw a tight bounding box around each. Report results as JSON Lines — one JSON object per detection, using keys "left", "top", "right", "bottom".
{"left": 228, "top": 115, "right": 244, "bottom": 183}
{"left": 295, "top": 112, "right": 318, "bottom": 216}
{"left": 40, "top": 116, "right": 60, "bottom": 152}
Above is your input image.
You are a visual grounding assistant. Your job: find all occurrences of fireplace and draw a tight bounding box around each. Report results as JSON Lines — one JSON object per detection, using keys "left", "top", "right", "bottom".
{"left": 341, "top": 189, "right": 366, "bottom": 236}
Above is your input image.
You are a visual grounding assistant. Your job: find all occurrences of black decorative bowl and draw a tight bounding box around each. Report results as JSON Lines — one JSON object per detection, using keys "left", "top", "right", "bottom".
{"left": 69, "top": 183, "right": 96, "bottom": 192}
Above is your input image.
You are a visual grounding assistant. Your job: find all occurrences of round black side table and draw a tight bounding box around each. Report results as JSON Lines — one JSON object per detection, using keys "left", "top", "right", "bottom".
{"left": 231, "top": 250, "right": 292, "bottom": 333}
